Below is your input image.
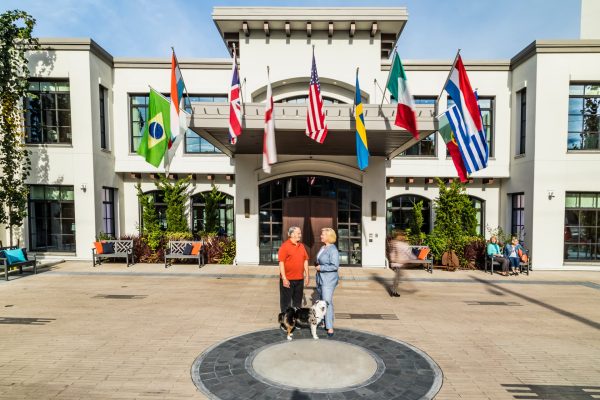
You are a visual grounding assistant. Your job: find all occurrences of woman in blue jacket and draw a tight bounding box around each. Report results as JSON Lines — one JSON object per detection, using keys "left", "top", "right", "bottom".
{"left": 315, "top": 227, "right": 339, "bottom": 337}
{"left": 504, "top": 237, "right": 526, "bottom": 275}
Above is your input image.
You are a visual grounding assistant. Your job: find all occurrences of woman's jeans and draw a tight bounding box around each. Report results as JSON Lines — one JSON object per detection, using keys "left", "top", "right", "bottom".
{"left": 317, "top": 284, "right": 336, "bottom": 330}
{"left": 508, "top": 257, "right": 520, "bottom": 269}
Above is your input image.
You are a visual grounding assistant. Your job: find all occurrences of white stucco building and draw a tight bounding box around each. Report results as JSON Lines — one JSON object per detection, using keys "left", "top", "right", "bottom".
{"left": 5, "top": 4, "right": 600, "bottom": 270}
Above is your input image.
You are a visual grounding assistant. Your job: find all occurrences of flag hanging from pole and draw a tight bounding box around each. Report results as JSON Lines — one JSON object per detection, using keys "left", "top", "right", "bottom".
{"left": 444, "top": 96, "right": 488, "bottom": 174}
{"left": 228, "top": 55, "right": 242, "bottom": 144}
{"left": 262, "top": 72, "right": 277, "bottom": 173}
{"left": 386, "top": 52, "right": 418, "bottom": 139}
{"left": 306, "top": 49, "right": 328, "bottom": 143}
{"left": 137, "top": 88, "right": 171, "bottom": 167}
{"left": 165, "top": 50, "right": 189, "bottom": 170}
{"left": 355, "top": 71, "right": 369, "bottom": 170}
{"left": 444, "top": 54, "right": 481, "bottom": 146}
{"left": 438, "top": 106, "right": 468, "bottom": 182}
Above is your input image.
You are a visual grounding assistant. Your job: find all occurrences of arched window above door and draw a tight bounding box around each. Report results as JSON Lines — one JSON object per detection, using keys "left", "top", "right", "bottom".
{"left": 386, "top": 195, "right": 432, "bottom": 237}
{"left": 190, "top": 191, "right": 234, "bottom": 236}
{"left": 469, "top": 196, "right": 485, "bottom": 236}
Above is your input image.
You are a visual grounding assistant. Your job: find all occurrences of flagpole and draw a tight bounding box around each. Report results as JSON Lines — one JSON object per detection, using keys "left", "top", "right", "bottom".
{"left": 379, "top": 45, "right": 399, "bottom": 110}
{"left": 435, "top": 49, "right": 461, "bottom": 112}
{"left": 353, "top": 67, "right": 359, "bottom": 114}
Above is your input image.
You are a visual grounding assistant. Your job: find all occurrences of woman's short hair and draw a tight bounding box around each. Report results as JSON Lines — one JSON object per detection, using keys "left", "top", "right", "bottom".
{"left": 321, "top": 228, "right": 337, "bottom": 244}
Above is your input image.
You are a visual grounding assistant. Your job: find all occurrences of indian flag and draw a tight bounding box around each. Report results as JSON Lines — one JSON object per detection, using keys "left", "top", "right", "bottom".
{"left": 386, "top": 52, "right": 418, "bottom": 139}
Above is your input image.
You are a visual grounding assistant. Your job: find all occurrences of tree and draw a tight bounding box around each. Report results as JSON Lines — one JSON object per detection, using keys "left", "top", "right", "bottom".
{"left": 0, "top": 11, "right": 38, "bottom": 245}
{"left": 136, "top": 183, "right": 161, "bottom": 251}
{"left": 155, "top": 174, "right": 191, "bottom": 233}
{"left": 201, "top": 185, "right": 225, "bottom": 234}
{"left": 431, "top": 178, "right": 477, "bottom": 269}
{"left": 407, "top": 200, "right": 426, "bottom": 245}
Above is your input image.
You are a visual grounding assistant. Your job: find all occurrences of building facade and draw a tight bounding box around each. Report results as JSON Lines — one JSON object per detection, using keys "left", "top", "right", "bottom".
{"left": 6, "top": 5, "right": 600, "bottom": 270}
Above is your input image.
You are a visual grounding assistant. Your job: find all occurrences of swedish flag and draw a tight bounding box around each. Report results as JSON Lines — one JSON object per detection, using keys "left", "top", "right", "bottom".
{"left": 355, "top": 71, "right": 369, "bottom": 170}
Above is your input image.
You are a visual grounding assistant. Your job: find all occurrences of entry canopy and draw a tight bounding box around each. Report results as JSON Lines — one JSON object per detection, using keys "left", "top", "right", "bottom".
{"left": 189, "top": 102, "right": 437, "bottom": 159}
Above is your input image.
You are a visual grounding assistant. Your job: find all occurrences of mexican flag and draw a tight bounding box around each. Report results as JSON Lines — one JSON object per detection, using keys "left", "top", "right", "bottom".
{"left": 137, "top": 89, "right": 171, "bottom": 167}
{"left": 386, "top": 52, "right": 418, "bottom": 139}
{"left": 438, "top": 112, "right": 468, "bottom": 183}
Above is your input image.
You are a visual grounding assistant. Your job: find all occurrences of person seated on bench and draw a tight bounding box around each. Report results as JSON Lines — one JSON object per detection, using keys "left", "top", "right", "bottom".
{"left": 487, "top": 236, "right": 509, "bottom": 276}
{"left": 388, "top": 231, "right": 416, "bottom": 297}
{"left": 504, "top": 237, "right": 526, "bottom": 276}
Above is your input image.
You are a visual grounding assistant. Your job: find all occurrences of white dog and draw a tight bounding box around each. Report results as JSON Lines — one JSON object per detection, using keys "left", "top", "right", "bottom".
{"left": 278, "top": 300, "right": 328, "bottom": 340}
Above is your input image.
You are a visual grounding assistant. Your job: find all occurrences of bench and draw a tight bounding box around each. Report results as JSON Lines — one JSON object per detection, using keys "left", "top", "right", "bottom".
{"left": 388, "top": 245, "right": 433, "bottom": 274}
{"left": 484, "top": 254, "right": 530, "bottom": 275}
{"left": 164, "top": 240, "right": 206, "bottom": 268}
{"left": 0, "top": 246, "right": 37, "bottom": 281}
{"left": 92, "top": 240, "right": 134, "bottom": 267}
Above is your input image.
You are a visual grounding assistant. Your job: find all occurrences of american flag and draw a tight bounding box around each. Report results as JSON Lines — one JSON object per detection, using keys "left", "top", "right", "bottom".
{"left": 306, "top": 51, "right": 328, "bottom": 143}
{"left": 228, "top": 56, "right": 242, "bottom": 144}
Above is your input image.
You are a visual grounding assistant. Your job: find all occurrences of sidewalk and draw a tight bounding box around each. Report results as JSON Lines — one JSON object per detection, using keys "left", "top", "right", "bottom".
{"left": 0, "top": 261, "right": 599, "bottom": 399}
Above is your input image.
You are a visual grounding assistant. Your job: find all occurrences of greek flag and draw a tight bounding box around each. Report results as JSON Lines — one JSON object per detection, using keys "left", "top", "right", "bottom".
{"left": 445, "top": 98, "right": 489, "bottom": 174}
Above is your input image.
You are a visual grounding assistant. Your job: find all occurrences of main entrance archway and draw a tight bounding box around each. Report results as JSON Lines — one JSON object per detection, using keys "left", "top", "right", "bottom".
{"left": 259, "top": 176, "right": 362, "bottom": 266}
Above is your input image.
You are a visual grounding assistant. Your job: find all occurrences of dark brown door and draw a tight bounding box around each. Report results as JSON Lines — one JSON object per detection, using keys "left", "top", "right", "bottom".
{"left": 283, "top": 197, "right": 337, "bottom": 264}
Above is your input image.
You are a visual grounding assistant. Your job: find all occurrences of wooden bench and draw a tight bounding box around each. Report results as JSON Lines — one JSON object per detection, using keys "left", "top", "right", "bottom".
{"left": 92, "top": 240, "right": 134, "bottom": 267}
{"left": 485, "top": 254, "right": 530, "bottom": 275}
{"left": 0, "top": 246, "right": 37, "bottom": 281}
{"left": 164, "top": 240, "right": 206, "bottom": 268}
{"left": 388, "top": 245, "right": 433, "bottom": 274}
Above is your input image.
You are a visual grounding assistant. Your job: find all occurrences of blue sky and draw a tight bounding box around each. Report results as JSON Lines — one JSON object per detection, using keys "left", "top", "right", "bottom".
{"left": 5, "top": 0, "right": 581, "bottom": 60}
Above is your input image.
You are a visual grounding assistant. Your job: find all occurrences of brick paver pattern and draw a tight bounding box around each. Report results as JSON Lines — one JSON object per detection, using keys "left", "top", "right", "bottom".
{"left": 0, "top": 262, "right": 599, "bottom": 399}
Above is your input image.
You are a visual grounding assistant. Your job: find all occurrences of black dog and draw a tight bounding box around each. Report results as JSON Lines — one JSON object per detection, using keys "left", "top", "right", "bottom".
{"left": 277, "top": 300, "right": 328, "bottom": 340}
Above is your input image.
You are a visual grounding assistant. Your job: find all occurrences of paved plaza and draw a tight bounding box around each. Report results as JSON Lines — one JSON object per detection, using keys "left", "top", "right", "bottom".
{"left": 1, "top": 262, "right": 599, "bottom": 399}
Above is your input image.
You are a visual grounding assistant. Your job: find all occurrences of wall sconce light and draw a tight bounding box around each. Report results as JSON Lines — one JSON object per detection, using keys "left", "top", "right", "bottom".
{"left": 371, "top": 201, "right": 377, "bottom": 221}
{"left": 244, "top": 198, "right": 250, "bottom": 218}
{"left": 207, "top": 174, "right": 215, "bottom": 181}
{"left": 80, "top": 183, "right": 87, "bottom": 192}
{"left": 424, "top": 177, "right": 434, "bottom": 184}
{"left": 405, "top": 177, "right": 414, "bottom": 184}
{"left": 386, "top": 177, "right": 395, "bottom": 184}
{"left": 548, "top": 190, "right": 555, "bottom": 200}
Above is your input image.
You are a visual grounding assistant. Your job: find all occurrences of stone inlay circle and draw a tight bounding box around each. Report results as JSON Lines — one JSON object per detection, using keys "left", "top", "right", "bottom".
{"left": 191, "top": 328, "right": 443, "bottom": 400}
{"left": 249, "top": 340, "right": 381, "bottom": 390}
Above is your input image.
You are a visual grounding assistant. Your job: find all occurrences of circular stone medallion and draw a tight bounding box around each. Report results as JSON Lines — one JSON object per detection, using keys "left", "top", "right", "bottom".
{"left": 249, "top": 339, "right": 381, "bottom": 390}
{"left": 191, "top": 328, "right": 442, "bottom": 400}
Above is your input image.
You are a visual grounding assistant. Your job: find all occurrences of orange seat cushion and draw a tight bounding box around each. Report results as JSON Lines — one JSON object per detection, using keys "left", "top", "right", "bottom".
{"left": 417, "top": 248, "right": 430, "bottom": 260}
{"left": 94, "top": 242, "right": 104, "bottom": 254}
{"left": 191, "top": 242, "right": 202, "bottom": 255}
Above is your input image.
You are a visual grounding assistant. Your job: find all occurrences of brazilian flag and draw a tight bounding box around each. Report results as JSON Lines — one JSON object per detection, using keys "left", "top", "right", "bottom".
{"left": 137, "top": 89, "right": 171, "bottom": 167}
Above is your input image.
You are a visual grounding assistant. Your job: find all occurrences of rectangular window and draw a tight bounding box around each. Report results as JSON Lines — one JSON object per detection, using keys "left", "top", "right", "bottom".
{"left": 568, "top": 84, "right": 600, "bottom": 150}
{"left": 25, "top": 80, "right": 71, "bottom": 144}
{"left": 564, "top": 192, "right": 599, "bottom": 262}
{"left": 99, "top": 85, "right": 108, "bottom": 150}
{"left": 447, "top": 96, "right": 494, "bottom": 157}
{"left": 129, "top": 94, "right": 223, "bottom": 154}
{"left": 184, "top": 95, "right": 226, "bottom": 154}
{"left": 28, "top": 185, "right": 76, "bottom": 252}
{"left": 511, "top": 193, "right": 525, "bottom": 240}
{"left": 398, "top": 97, "right": 436, "bottom": 157}
{"left": 102, "top": 187, "right": 116, "bottom": 237}
{"left": 518, "top": 88, "right": 526, "bottom": 155}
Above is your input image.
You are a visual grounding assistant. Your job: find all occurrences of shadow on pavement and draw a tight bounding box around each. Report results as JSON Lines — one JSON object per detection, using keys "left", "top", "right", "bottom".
{"left": 470, "top": 275, "right": 600, "bottom": 331}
